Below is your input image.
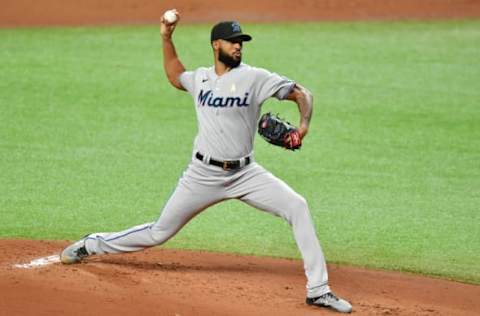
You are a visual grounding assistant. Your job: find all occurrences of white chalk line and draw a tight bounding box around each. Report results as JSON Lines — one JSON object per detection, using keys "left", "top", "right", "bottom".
{"left": 13, "top": 255, "right": 61, "bottom": 269}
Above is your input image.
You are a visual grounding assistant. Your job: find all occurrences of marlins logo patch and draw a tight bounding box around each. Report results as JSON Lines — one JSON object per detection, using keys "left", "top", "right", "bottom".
{"left": 232, "top": 22, "right": 241, "bottom": 33}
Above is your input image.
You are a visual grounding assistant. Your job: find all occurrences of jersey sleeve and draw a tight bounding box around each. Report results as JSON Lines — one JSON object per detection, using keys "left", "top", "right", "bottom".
{"left": 254, "top": 68, "right": 296, "bottom": 104}
{"left": 179, "top": 70, "right": 195, "bottom": 95}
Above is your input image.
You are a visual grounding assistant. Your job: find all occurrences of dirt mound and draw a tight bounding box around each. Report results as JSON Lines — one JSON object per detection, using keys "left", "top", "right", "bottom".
{"left": 1, "top": 0, "right": 480, "bottom": 27}
{"left": 1, "top": 240, "right": 479, "bottom": 316}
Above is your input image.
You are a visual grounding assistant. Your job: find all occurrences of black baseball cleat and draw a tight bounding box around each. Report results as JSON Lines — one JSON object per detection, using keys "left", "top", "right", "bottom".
{"left": 306, "top": 292, "right": 352, "bottom": 313}
{"left": 60, "top": 239, "right": 89, "bottom": 264}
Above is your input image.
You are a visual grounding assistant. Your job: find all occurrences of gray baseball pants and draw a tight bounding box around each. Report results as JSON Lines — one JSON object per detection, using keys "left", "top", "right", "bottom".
{"left": 84, "top": 157, "right": 330, "bottom": 298}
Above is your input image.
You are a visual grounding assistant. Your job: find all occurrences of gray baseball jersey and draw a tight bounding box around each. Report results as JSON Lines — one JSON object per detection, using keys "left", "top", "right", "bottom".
{"left": 180, "top": 63, "right": 295, "bottom": 160}
{"left": 82, "top": 63, "right": 331, "bottom": 299}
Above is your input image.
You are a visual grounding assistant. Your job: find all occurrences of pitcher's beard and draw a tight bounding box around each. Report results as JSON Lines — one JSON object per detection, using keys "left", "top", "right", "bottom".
{"left": 218, "top": 49, "right": 241, "bottom": 68}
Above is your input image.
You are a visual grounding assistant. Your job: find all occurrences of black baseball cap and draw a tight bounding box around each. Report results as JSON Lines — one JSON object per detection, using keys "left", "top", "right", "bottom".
{"left": 210, "top": 21, "right": 252, "bottom": 42}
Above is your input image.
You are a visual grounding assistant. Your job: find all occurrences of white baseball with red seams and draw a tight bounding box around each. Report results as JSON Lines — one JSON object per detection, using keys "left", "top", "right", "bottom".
{"left": 163, "top": 10, "right": 177, "bottom": 24}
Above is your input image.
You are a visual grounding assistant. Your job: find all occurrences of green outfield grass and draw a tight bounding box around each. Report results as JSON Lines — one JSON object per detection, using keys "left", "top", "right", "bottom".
{"left": 1, "top": 20, "right": 479, "bottom": 284}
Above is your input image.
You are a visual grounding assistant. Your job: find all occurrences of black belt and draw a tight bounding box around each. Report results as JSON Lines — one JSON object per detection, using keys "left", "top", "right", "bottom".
{"left": 195, "top": 152, "right": 251, "bottom": 171}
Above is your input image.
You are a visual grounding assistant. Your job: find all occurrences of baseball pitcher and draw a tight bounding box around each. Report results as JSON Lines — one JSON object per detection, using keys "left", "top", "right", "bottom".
{"left": 61, "top": 10, "right": 352, "bottom": 313}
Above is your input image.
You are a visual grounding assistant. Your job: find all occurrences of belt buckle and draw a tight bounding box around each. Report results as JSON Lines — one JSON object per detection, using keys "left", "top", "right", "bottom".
{"left": 223, "top": 161, "right": 231, "bottom": 171}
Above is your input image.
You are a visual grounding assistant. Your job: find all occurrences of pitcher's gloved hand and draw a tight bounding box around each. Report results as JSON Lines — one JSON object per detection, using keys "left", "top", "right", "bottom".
{"left": 258, "top": 112, "right": 302, "bottom": 150}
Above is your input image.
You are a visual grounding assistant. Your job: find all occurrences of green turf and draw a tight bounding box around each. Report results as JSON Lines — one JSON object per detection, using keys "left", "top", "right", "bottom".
{"left": 1, "top": 20, "right": 479, "bottom": 284}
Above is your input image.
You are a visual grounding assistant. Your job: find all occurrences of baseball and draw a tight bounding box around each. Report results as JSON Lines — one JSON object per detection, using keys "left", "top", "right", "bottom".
{"left": 163, "top": 10, "right": 177, "bottom": 24}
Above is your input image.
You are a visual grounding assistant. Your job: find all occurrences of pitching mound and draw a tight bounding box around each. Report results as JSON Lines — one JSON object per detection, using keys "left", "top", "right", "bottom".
{"left": 1, "top": 240, "right": 479, "bottom": 316}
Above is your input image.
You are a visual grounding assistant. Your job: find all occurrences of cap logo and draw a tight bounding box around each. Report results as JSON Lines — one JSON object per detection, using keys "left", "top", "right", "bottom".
{"left": 231, "top": 22, "right": 241, "bottom": 33}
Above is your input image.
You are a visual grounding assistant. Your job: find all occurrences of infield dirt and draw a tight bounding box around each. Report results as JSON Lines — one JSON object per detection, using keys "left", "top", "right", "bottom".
{"left": 1, "top": 0, "right": 480, "bottom": 27}
{"left": 2, "top": 240, "right": 480, "bottom": 316}
{"left": 1, "top": 0, "right": 479, "bottom": 315}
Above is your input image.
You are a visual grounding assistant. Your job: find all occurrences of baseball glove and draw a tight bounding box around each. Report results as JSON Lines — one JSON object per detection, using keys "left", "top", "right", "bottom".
{"left": 258, "top": 112, "right": 302, "bottom": 150}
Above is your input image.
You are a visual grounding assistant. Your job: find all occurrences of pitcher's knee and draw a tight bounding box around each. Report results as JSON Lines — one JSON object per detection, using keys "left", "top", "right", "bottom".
{"left": 149, "top": 225, "right": 176, "bottom": 245}
{"left": 284, "top": 195, "right": 311, "bottom": 222}
{"left": 290, "top": 195, "right": 309, "bottom": 212}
